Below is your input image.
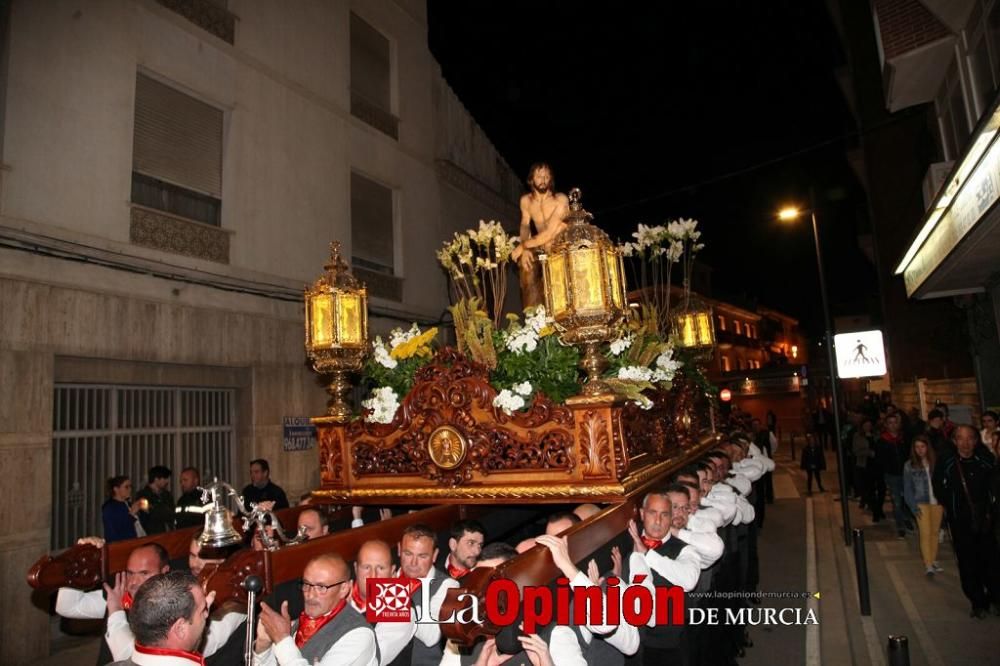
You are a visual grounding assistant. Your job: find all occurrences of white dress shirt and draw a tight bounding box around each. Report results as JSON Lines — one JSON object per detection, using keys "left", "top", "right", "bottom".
{"left": 567, "top": 567, "right": 640, "bottom": 656}
{"left": 643, "top": 535, "right": 701, "bottom": 592}
{"left": 677, "top": 526, "right": 724, "bottom": 569}
{"left": 548, "top": 625, "right": 587, "bottom": 666}
{"left": 253, "top": 628, "right": 377, "bottom": 666}
{"left": 350, "top": 598, "right": 416, "bottom": 665}
{"left": 107, "top": 608, "right": 246, "bottom": 661}
{"left": 412, "top": 569, "right": 460, "bottom": 648}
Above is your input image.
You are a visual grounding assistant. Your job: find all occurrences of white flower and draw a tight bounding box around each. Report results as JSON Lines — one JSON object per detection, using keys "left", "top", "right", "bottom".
{"left": 362, "top": 387, "right": 400, "bottom": 424}
{"left": 524, "top": 305, "right": 549, "bottom": 335}
{"left": 636, "top": 394, "right": 654, "bottom": 410}
{"left": 507, "top": 330, "right": 538, "bottom": 354}
{"left": 652, "top": 347, "right": 683, "bottom": 384}
{"left": 610, "top": 334, "right": 633, "bottom": 356}
{"left": 372, "top": 336, "right": 397, "bottom": 369}
{"left": 512, "top": 381, "right": 532, "bottom": 396}
{"left": 493, "top": 389, "right": 526, "bottom": 415}
{"left": 666, "top": 240, "right": 684, "bottom": 262}
{"left": 618, "top": 365, "right": 654, "bottom": 382}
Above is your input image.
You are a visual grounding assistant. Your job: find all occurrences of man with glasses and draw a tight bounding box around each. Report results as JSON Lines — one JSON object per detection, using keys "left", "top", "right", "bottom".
{"left": 254, "top": 553, "right": 376, "bottom": 665}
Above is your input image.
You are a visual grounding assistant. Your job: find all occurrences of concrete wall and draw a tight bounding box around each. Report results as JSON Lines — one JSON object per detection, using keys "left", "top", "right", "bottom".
{"left": 0, "top": 1, "right": 519, "bottom": 661}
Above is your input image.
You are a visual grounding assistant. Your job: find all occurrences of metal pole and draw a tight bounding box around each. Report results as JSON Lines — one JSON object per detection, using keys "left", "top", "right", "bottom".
{"left": 887, "top": 635, "right": 910, "bottom": 666}
{"left": 810, "top": 194, "right": 852, "bottom": 546}
{"left": 852, "top": 528, "right": 871, "bottom": 616}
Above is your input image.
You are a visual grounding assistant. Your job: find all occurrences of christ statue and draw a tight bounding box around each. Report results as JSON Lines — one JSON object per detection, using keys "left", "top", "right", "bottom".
{"left": 511, "top": 162, "right": 569, "bottom": 309}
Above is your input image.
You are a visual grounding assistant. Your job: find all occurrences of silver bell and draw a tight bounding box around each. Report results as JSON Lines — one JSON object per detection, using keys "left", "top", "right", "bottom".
{"left": 198, "top": 479, "right": 244, "bottom": 548}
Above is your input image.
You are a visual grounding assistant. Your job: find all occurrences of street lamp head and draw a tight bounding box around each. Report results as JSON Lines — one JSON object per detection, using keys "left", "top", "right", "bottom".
{"left": 777, "top": 206, "right": 802, "bottom": 222}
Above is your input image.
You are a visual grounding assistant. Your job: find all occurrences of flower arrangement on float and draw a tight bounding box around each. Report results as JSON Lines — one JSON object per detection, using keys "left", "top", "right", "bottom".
{"left": 357, "top": 216, "right": 715, "bottom": 424}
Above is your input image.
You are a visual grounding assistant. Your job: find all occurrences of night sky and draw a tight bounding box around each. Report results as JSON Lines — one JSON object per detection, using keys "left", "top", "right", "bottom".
{"left": 428, "top": 1, "right": 879, "bottom": 336}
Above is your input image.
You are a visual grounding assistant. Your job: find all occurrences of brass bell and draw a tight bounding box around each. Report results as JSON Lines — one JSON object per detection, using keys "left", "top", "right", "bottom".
{"left": 198, "top": 479, "right": 244, "bottom": 548}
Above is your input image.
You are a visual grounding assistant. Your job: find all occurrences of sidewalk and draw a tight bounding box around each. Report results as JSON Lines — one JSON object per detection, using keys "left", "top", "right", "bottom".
{"left": 790, "top": 446, "right": 998, "bottom": 665}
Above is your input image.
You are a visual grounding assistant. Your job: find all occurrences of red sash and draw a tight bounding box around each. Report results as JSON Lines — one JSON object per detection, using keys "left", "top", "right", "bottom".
{"left": 134, "top": 643, "right": 204, "bottom": 665}
{"left": 446, "top": 556, "right": 469, "bottom": 580}
{"left": 295, "top": 598, "right": 347, "bottom": 649}
{"left": 351, "top": 582, "right": 366, "bottom": 612}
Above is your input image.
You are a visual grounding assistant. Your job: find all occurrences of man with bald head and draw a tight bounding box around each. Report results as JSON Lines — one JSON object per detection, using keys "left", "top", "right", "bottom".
{"left": 350, "top": 540, "right": 415, "bottom": 665}
{"left": 254, "top": 553, "right": 376, "bottom": 665}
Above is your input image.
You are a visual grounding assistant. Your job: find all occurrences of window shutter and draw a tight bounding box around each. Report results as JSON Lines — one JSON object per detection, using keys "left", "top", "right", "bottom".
{"left": 351, "top": 173, "right": 394, "bottom": 274}
{"left": 133, "top": 73, "right": 223, "bottom": 198}
{"left": 350, "top": 13, "right": 391, "bottom": 111}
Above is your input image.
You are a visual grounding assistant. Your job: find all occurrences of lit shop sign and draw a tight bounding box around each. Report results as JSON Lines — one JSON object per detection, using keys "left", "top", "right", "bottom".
{"left": 896, "top": 110, "right": 1000, "bottom": 296}
{"left": 833, "top": 330, "right": 886, "bottom": 379}
{"left": 732, "top": 376, "right": 801, "bottom": 396}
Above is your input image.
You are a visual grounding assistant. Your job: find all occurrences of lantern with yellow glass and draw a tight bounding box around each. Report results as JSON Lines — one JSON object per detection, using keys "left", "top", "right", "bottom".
{"left": 671, "top": 296, "right": 715, "bottom": 356}
{"left": 540, "top": 188, "right": 627, "bottom": 402}
{"left": 304, "top": 241, "right": 368, "bottom": 422}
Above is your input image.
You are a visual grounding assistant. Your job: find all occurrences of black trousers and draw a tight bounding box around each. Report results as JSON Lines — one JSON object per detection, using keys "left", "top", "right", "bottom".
{"left": 951, "top": 523, "right": 1000, "bottom": 611}
{"left": 853, "top": 466, "right": 870, "bottom": 506}
{"left": 805, "top": 469, "right": 824, "bottom": 492}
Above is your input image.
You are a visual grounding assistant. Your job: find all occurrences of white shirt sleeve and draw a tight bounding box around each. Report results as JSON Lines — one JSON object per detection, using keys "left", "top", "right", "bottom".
{"left": 748, "top": 443, "right": 763, "bottom": 458}
{"left": 726, "top": 473, "right": 752, "bottom": 495}
{"left": 691, "top": 507, "right": 725, "bottom": 530}
{"left": 547, "top": 626, "right": 587, "bottom": 666}
{"left": 105, "top": 609, "right": 135, "bottom": 660}
{"left": 351, "top": 518, "right": 364, "bottom": 528}
{"left": 203, "top": 611, "right": 248, "bottom": 657}
{"left": 734, "top": 494, "right": 756, "bottom": 524}
{"left": 643, "top": 543, "right": 700, "bottom": 592}
{"left": 375, "top": 617, "right": 416, "bottom": 665}
{"left": 414, "top": 577, "right": 459, "bottom": 647}
{"left": 703, "top": 490, "right": 738, "bottom": 525}
{"left": 734, "top": 460, "right": 764, "bottom": 482}
{"left": 270, "top": 627, "right": 377, "bottom": 666}
{"left": 678, "top": 528, "right": 724, "bottom": 568}
{"left": 567, "top": 572, "right": 640, "bottom": 656}
{"left": 56, "top": 588, "right": 107, "bottom": 620}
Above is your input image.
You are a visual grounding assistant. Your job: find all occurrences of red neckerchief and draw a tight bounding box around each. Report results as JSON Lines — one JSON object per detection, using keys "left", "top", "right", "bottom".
{"left": 351, "top": 582, "right": 366, "bottom": 612}
{"left": 134, "top": 642, "right": 204, "bottom": 665}
{"left": 880, "top": 431, "right": 902, "bottom": 444}
{"left": 295, "top": 597, "right": 347, "bottom": 649}
{"left": 641, "top": 535, "right": 663, "bottom": 550}
{"left": 446, "top": 556, "right": 469, "bottom": 580}
{"left": 122, "top": 592, "right": 134, "bottom": 611}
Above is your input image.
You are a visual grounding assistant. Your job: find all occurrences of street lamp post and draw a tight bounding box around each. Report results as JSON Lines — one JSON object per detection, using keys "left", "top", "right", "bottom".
{"left": 778, "top": 195, "right": 852, "bottom": 546}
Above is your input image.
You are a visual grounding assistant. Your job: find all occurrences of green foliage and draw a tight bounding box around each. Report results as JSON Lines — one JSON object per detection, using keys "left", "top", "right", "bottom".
{"left": 361, "top": 355, "right": 427, "bottom": 398}
{"left": 491, "top": 333, "right": 581, "bottom": 406}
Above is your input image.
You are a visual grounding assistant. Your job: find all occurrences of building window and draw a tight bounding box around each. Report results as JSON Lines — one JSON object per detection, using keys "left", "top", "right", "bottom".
{"left": 131, "top": 73, "right": 223, "bottom": 226}
{"left": 350, "top": 13, "right": 398, "bottom": 139}
{"left": 937, "top": 60, "right": 971, "bottom": 161}
{"left": 736, "top": 359, "right": 745, "bottom": 371}
{"left": 351, "top": 172, "right": 395, "bottom": 275}
{"left": 734, "top": 320, "right": 742, "bottom": 335}
{"left": 967, "top": 8, "right": 997, "bottom": 117}
{"left": 718, "top": 315, "right": 726, "bottom": 331}
{"left": 722, "top": 356, "right": 731, "bottom": 372}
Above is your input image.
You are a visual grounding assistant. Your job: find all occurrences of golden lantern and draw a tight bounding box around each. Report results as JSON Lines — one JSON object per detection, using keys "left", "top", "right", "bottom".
{"left": 304, "top": 241, "right": 368, "bottom": 422}
{"left": 672, "top": 298, "right": 715, "bottom": 353}
{"left": 540, "top": 188, "right": 627, "bottom": 402}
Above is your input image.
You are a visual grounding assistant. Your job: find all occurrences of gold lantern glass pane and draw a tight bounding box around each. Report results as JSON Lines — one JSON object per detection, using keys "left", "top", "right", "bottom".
{"left": 605, "top": 249, "right": 623, "bottom": 309}
{"left": 547, "top": 253, "right": 569, "bottom": 317}
{"left": 310, "top": 293, "right": 335, "bottom": 349}
{"left": 336, "top": 292, "right": 363, "bottom": 346}
{"left": 696, "top": 312, "right": 713, "bottom": 346}
{"left": 570, "top": 248, "right": 605, "bottom": 312}
{"left": 680, "top": 313, "right": 696, "bottom": 347}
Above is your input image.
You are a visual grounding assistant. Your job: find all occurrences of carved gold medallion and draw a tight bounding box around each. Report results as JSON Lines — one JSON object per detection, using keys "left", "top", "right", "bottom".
{"left": 428, "top": 425, "right": 467, "bottom": 469}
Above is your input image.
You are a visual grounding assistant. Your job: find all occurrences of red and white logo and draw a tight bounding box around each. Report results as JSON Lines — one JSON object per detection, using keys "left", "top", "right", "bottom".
{"left": 366, "top": 578, "right": 417, "bottom": 623}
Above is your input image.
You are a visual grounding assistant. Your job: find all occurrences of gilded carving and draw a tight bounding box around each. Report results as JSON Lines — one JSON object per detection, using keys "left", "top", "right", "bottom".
{"left": 428, "top": 426, "right": 467, "bottom": 470}
{"left": 347, "top": 349, "right": 575, "bottom": 486}
{"left": 579, "top": 410, "right": 612, "bottom": 479}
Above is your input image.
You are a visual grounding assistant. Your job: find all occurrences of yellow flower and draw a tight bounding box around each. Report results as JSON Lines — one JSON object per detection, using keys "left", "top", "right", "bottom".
{"left": 391, "top": 327, "right": 438, "bottom": 360}
{"left": 539, "top": 325, "right": 555, "bottom": 337}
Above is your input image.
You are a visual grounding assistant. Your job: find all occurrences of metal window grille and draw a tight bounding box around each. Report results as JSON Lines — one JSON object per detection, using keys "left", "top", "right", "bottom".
{"left": 51, "top": 385, "right": 235, "bottom": 549}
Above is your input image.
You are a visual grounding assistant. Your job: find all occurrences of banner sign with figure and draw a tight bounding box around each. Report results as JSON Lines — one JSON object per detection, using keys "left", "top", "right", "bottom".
{"left": 834, "top": 330, "right": 887, "bottom": 379}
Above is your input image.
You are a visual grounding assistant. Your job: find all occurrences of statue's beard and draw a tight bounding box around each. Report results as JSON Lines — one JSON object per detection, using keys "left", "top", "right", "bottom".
{"left": 533, "top": 183, "right": 549, "bottom": 194}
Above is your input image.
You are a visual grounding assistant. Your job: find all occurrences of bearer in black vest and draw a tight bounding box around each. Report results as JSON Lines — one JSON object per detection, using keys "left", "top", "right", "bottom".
{"left": 254, "top": 553, "right": 376, "bottom": 666}
{"left": 625, "top": 490, "right": 702, "bottom": 666}
{"left": 388, "top": 524, "right": 459, "bottom": 666}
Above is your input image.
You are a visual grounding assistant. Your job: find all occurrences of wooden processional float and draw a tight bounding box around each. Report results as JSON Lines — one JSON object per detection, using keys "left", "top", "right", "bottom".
{"left": 27, "top": 347, "right": 719, "bottom": 641}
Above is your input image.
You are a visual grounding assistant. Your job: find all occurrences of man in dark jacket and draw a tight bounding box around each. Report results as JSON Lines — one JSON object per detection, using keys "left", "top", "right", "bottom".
{"left": 241, "top": 458, "right": 289, "bottom": 510}
{"left": 174, "top": 466, "right": 210, "bottom": 529}
{"left": 136, "top": 466, "right": 175, "bottom": 535}
{"left": 876, "top": 414, "right": 911, "bottom": 538}
{"left": 933, "top": 425, "right": 1000, "bottom": 618}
